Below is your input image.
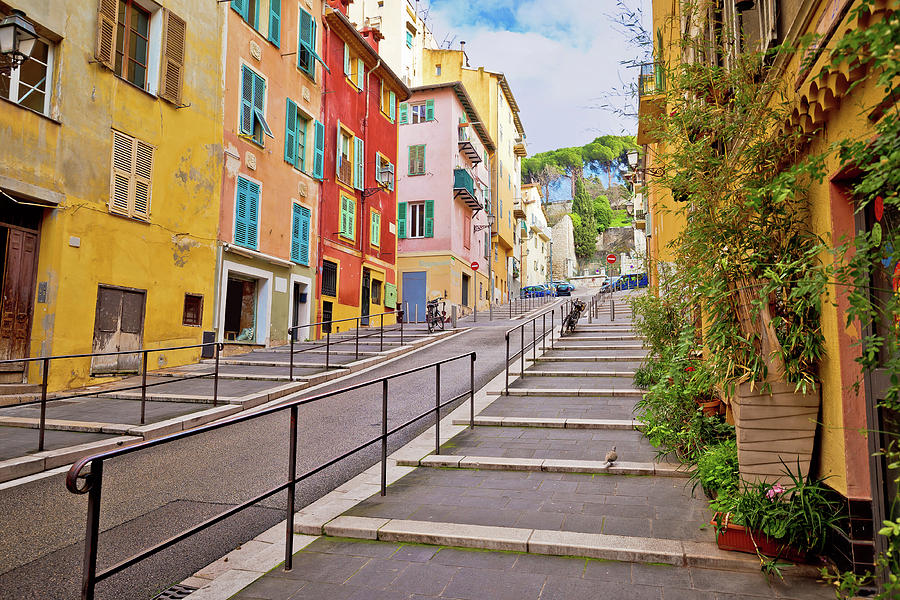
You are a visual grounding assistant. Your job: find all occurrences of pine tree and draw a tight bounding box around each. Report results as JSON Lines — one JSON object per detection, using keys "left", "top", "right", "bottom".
{"left": 572, "top": 177, "right": 598, "bottom": 259}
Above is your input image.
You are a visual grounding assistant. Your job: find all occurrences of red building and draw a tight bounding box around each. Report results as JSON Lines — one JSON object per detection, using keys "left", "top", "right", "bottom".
{"left": 316, "top": 3, "right": 410, "bottom": 329}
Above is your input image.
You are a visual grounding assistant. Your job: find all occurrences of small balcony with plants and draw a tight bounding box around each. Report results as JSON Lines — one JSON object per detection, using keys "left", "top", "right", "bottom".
{"left": 453, "top": 167, "right": 480, "bottom": 210}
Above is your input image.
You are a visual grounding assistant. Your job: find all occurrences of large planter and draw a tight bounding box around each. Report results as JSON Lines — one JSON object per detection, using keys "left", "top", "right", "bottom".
{"left": 712, "top": 513, "right": 807, "bottom": 562}
{"left": 731, "top": 381, "right": 820, "bottom": 485}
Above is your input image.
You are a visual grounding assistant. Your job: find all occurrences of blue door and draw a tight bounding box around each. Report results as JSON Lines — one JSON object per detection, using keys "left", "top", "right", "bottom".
{"left": 402, "top": 271, "right": 426, "bottom": 323}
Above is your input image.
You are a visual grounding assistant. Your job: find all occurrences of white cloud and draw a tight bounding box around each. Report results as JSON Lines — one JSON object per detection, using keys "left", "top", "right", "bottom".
{"left": 420, "top": 0, "right": 651, "bottom": 154}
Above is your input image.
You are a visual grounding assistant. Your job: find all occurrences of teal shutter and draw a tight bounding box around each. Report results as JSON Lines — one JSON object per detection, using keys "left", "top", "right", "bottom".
{"left": 356, "top": 58, "right": 365, "bottom": 89}
{"left": 291, "top": 203, "right": 302, "bottom": 262}
{"left": 371, "top": 212, "right": 380, "bottom": 246}
{"left": 388, "top": 161, "right": 394, "bottom": 191}
{"left": 231, "top": 0, "right": 248, "bottom": 21}
{"left": 246, "top": 180, "right": 259, "bottom": 249}
{"left": 348, "top": 199, "right": 356, "bottom": 239}
{"left": 268, "top": 0, "right": 280, "bottom": 46}
{"left": 313, "top": 120, "right": 325, "bottom": 178}
{"left": 425, "top": 99, "right": 435, "bottom": 121}
{"left": 235, "top": 177, "right": 259, "bottom": 249}
{"left": 284, "top": 98, "right": 297, "bottom": 165}
{"left": 299, "top": 8, "right": 314, "bottom": 74}
{"left": 397, "top": 202, "right": 407, "bottom": 239}
{"left": 343, "top": 43, "right": 351, "bottom": 76}
{"left": 240, "top": 66, "right": 253, "bottom": 134}
{"left": 424, "top": 200, "right": 434, "bottom": 238}
{"left": 339, "top": 197, "right": 348, "bottom": 236}
{"left": 299, "top": 205, "right": 311, "bottom": 265}
{"left": 399, "top": 102, "right": 408, "bottom": 124}
{"left": 353, "top": 136, "right": 364, "bottom": 190}
{"left": 389, "top": 91, "right": 396, "bottom": 121}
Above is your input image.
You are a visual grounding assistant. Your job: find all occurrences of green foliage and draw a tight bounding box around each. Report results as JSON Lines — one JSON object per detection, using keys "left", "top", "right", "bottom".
{"left": 610, "top": 209, "right": 632, "bottom": 228}
{"left": 695, "top": 440, "right": 739, "bottom": 497}
{"left": 522, "top": 135, "right": 638, "bottom": 197}
{"left": 594, "top": 195, "right": 614, "bottom": 231}
{"left": 568, "top": 212, "right": 582, "bottom": 228}
{"left": 572, "top": 176, "right": 599, "bottom": 258}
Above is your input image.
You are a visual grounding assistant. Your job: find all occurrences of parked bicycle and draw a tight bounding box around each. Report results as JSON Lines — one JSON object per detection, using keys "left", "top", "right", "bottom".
{"left": 426, "top": 299, "right": 447, "bottom": 333}
{"left": 563, "top": 299, "right": 586, "bottom": 334}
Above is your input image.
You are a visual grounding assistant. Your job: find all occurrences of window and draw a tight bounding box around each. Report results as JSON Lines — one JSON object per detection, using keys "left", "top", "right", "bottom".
{"left": 371, "top": 280, "right": 382, "bottom": 304}
{"left": 291, "top": 203, "right": 311, "bottom": 265}
{"left": 234, "top": 176, "right": 260, "bottom": 249}
{"left": 337, "top": 127, "right": 353, "bottom": 185}
{"left": 231, "top": 0, "right": 281, "bottom": 39}
{"left": 182, "top": 294, "right": 203, "bottom": 326}
{"left": 370, "top": 211, "right": 381, "bottom": 247}
{"left": 0, "top": 32, "right": 53, "bottom": 115}
{"left": 298, "top": 7, "right": 318, "bottom": 77}
{"left": 380, "top": 80, "right": 396, "bottom": 121}
{"left": 399, "top": 201, "right": 433, "bottom": 238}
{"left": 322, "top": 260, "right": 337, "bottom": 297}
{"left": 375, "top": 154, "right": 395, "bottom": 190}
{"left": 115, "top": 0, "right": 151, "bottom": 89}
{"left": 435, "top": 64, "right": 441, "bottom": 76}
{"left": 109, "top": 129, "right": 154, "bottom": 221}
{"left": 284, "top": 98, "right": 309, "bottom": 171}
{"left": 408, "top": 144, "right": 425, "bottom": 175}
{"left": 408, "top": 99, "right": 434, "bottom": 124}
{"left": 339, "top": 194, "right": 356, "bottom": 240}
{"left": 343, "top": 43, "right": 365, "bottom": 89}
{"left": 406, "top": 30, "right": 413, "bottom": 48}
{"left": 240, "top": 65, "right": 273, "bottom": 145}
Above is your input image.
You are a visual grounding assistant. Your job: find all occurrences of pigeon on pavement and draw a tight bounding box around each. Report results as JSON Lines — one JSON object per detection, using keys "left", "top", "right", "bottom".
{"left": 603, "top": 446, "right": 617, "bottom": 468}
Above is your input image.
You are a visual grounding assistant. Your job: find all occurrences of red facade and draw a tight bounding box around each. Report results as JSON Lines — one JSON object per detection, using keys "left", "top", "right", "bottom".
{"left": 316, "top": 3, "right": 410, "bottom": 325}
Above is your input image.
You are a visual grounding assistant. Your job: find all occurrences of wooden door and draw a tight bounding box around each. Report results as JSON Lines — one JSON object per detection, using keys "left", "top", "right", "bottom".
{"left": 0, "top": 228, "right": 39, "bottom": 366}
{"left": 361, "top": 269, "right": 371, "bottom": 325}
{"left": 91, "top": 286, "right": 146, "bottom": 374}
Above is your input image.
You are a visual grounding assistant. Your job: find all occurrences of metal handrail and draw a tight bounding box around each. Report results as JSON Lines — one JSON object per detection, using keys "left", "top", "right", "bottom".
{"left": 66, "top": 351, "right": 476, "bottom": 600}
{"left": 0, "top": 341, "right": 223, "bottom": 452}
{"left": 503, "top": 306, "right": 557, "bottom": 395}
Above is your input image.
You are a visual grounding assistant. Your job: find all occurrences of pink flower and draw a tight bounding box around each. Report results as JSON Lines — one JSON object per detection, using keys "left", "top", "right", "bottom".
{"left": 765, "top": 484, "right": 785, "bottom": 500}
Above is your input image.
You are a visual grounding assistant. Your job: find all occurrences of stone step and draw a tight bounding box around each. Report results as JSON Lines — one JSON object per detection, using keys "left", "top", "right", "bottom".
{"left": 491, "top": 388, "right": 643, "bottom": 397}
{"left": 451, "top": 416, "right": 642, "bottom": 430}
{"left": 398, "top": 454, "right": 684, "bottom": 477}
{"left": 523, "top": 370, "right": 636, "bottom": 378}
{"left": 536, "top": 355, "right": 645, "bottom": 362}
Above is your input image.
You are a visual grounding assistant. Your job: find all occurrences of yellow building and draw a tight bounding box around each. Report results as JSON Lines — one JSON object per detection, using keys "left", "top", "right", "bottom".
{"left": 0, "top": 1, "right": 222, "bottom": 393}
{"left": 638, "top": 0, "right": 899, "bottom": 577}
{"left": 422, "top": 48, "right": 527, "bottom": 303}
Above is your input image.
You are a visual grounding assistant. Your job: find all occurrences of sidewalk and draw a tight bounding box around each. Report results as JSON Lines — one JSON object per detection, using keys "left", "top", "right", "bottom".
{"left": 0, "top": 324, "right": 452, "bottom": 483}
{"left": 186, "top": 296, "right": 832, "bottom": 600}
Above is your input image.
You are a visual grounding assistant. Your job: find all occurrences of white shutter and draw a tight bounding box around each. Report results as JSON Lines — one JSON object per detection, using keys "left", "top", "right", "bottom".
{"left": 133, "top": 140, "right": 154, "bottom": 219}
{"left": 110, "top": 130, "right": 134, "bottom": 215}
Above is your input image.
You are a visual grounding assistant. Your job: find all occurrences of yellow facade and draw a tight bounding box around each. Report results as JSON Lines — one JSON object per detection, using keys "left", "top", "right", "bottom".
{"left": 397, "top": 252, "right": 491, "bottom": 317}
{"left": 0, "top": 1, "right": 223, "bottom": 391}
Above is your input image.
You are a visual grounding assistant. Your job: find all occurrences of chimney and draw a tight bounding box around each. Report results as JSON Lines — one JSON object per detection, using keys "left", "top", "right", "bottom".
{"left": 359, "top": 26, "right": 383, "bottom": 52}
{"left": 460, "top": 41, "right": 469, "bottom": 66}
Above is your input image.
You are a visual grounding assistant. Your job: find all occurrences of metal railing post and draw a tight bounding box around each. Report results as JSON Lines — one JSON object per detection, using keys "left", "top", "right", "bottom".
{"left": 355, "top": 318, "right": 360, "bottom": 360}
{"left": 284, "top": 404, "right": 298, "bottom": 571}
{"left": 542, "top": 313, "right": 547, "bottom": 351}
{"left": 381, "top": 379, "right": 388, "bottom": 495}
{"left": 38, "top": 357, "right": 49, "bottom": 452}
{"left": 504, "top": 333, "right": 510, "bottom": 395}
{"left": 469, "top": 354, "right": 475, "bottom": 429}
{"left": 520, "top": 326, "right": 525, "bottom": 377}
{"left": 289, "top": 333, "right": 295, "bottom": 380}
{"left": 213, "top": 343, "right": 221, "bottom": 407}
{"left": 80, "top": 459, "right": 103, "bottom": 600}
{"left": 551, "top": 311, "right": 555, "bottom": 348}
{"left": 325, "top": 331, "right": 331, "bottom": 369}
{"left": 400, "top": 315, "right": 404, "bottom": 345}
{"left": 380, "top": 314, "right": 384, "bottom": 352}
{"left": 611, "top": 299, "right": 616, "bottom": 321}
{"left": 589, "top": 299, "right": 593, "bottom": 323}
{"left": 509, "top": 298, "right": 512, "bottom": 319}
{"left": 434, "top": 364, "right": 441, "bottom": 455}
{"left": 532, "top": 319, "right": 537, "bottom": 360}
{"left": 140, "top": 350, "right": 148, "bottom": 425}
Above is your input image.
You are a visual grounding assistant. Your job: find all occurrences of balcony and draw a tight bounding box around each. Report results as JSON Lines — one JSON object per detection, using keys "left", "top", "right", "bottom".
{"left": 458, "top": 125, "right": 482, "bottom": 166}
{"left": 513, "top": 200, "right": 526, "bottom": 219}
{"left": 531, "top": 223, "right": 550, "bottom": 240}
{"left": 514, "top": 136, "right": 527, "bottom": 157}
{"left": 453, "top": 168, "right": 480, "bottom": 210}
{"left": 637, "top": 62, "right": 666, "bottom": 146}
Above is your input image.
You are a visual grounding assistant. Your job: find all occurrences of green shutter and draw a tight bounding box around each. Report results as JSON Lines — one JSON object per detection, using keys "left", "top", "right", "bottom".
{"left": 388, "top": 161, "right": 394, "bottom": 191}
{"left": 299, "top": 8, "right": 314, "bottom": 73}
{"left": 389, "top": 91, "right": 396, "bottom": 122}
{"left": 284, "top": 98, "right": 297, "bottom": 165}
{"left": 397, "top": 202, "right": 407, "bottom": 239}
{"left": 356, "top": 58, "right": 365, "bottom": 89}
{"left": 371, "top": 212, "right": 380, "bottom": 246}
{"left": 354, "top": 136, "right": 364, "bottom": 190}
{"left": 399, "top": 102, "right": 408, "bottom": 124}
{"left": 424, "top": 199, "right": 434, "bottom": 238}
{"left": 235, "top": 176, "right": 259, "bottom": 249}
{"left": 291, "top": 203, "right": 301, "bottom": 262}
{"left": 268, "top": 0, "right": 280, "bottom": 46}
{"left": 344, "top": 43, "right": 351, "bottom": 76}
{"left": 299, "top": 205, "right": 311, "bottom": 265}
{"left": 425, "top": 99, "right": 435, "bottom": 121}
{"left": 408, "top": 146, "right": 415, "bottom": 175}
{"left": 231, "top": 0, "right": 249, "bottom": 22}
{"left": 240, "top": 66, "right": 254, "bottom": 134}
{"left": 313, "top": 120, "right": 325, "bottom": 178}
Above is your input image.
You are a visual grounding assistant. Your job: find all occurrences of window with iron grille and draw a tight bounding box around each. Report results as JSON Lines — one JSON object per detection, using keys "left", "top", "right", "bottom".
{"left": 371, "top": 280, "right": 382, "bottom": 304}
{"left": 182, "top": 294, "right": 203, "bottom": 326}
{"left": 322, "top": 260, "right": 337, "bottom": 297}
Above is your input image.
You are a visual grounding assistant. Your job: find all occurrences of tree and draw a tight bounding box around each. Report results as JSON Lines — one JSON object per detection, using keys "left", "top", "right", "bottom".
{"left": 594, "top": 194, "right": 614, "bottom": 231}
{"left": 569, "top": 212, "right": 582, "bottom": 228}
{"left": 522, "top": 157, "right": 563, "bottom": 202}
{"left": 571, "top": 177, "right": 598, "bottom": 259}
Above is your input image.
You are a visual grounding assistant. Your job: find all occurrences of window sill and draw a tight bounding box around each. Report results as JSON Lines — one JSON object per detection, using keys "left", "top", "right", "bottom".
{"left": 114, "top": 75, "right": 159, "bottom": 100}
{"left": 408, "top": 172, "right": 426, "bottom": 177}
{"left": 0, "top": 96, "right": 61, "bottom": 124}
{"left": 108, "top": 210, "right": 152, "bottom": 224}
{"left": 237, "top": 133, "right": 266, "bottom": 149}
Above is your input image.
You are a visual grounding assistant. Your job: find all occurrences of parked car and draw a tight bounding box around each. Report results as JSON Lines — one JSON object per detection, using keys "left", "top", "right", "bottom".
{"left": 600, "top": 276, "right": 621, "bottom": 293}
{"left": 520, "top": 284, "right": 553, "bottom": 298}
{"left": 550, "top": 280, "right": 575, "bottom": 296}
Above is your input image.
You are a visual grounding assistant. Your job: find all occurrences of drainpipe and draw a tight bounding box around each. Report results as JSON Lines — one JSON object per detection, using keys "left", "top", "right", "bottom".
{"left": 361, "top": 57, "right": 382, "bottom": 253}
{"left": 315, "top": 5, "right": 331, "bottom": 331}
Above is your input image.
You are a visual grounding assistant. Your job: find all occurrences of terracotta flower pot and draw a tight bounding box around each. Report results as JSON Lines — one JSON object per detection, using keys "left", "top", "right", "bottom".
{"left": 731, "top": 381, "right": 821, "bottom": 485}
{"left": 712, "top": 513, "right": 806, "bottom": 563}
{"left": 698, "top": 398, "right": 723, "bottom": 417}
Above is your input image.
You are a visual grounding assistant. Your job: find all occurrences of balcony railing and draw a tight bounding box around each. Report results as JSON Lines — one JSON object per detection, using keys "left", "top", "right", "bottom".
{"left": 453, "top": 168, "right": 480, "bottom": 210}
{"left": 638, "top": 62, "right": 665, "bottom": 97}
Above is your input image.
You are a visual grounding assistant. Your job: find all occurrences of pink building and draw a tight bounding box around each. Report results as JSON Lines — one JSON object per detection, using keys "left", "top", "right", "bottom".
{"left": 396, "top": 82, "right": 495, "bottom": 320}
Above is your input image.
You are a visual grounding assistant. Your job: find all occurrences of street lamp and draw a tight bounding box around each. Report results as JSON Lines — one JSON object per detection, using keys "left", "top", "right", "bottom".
{"left": 0, "top": 10, "right": 37, "bottom": 76}
{"left": 626, "top": 149, "right": 640, "bottom": 170}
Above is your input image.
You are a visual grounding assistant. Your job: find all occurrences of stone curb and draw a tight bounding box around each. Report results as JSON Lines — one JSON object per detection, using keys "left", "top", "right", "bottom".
{"left": 451, "top": 416, "right": 642, "bottom": 430}
{"left": 524, "top": 370, "right": 638, "bottom": 378}
{"left": 397, "top": 454, "right": 688, "bottom": 478}
{"left": 489, "top": 388, "right": 643, "bottom": 397}
{"left": 0, "top": 435, "right": 141, "bottom": 482}
{"left": 534, "top": 355, "right": 646, "bottom": 362}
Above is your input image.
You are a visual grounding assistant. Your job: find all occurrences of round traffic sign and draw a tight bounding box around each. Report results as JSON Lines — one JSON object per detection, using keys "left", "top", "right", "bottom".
{"left": 606, "top": 254, "right": 617, "bottom": 264}
{"left": 471, "top": 261, "right": 479, "bottom": 270}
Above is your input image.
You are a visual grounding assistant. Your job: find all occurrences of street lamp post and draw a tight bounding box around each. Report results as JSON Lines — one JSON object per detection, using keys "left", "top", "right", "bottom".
{"left": 0, "top": 10, "right": 37, "bottom": 76}
{"left": 474, "top": 213, "right": 495, "bottom": 320}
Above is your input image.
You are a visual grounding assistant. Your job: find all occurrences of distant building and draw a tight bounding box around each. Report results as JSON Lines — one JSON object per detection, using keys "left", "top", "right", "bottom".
{"left": 551, "top": 216, "right": 577, "bottom": 280}
{"left": 519, "top": 184, "right": 551, "bottom": 286}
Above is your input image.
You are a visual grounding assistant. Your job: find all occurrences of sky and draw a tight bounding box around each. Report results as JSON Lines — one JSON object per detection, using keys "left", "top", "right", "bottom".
{"left": 418, "top": 0, "right": 653, "bottom": 155}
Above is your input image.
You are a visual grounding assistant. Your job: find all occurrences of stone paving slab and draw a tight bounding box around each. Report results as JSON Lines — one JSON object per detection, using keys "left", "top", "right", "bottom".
{"left": 537, "top": 352, "right": 647, "bottom": 362}
{"left": 402, "top": 455, "right": 684, "bottom": 478}
{"left": 479, "top": 395, "right": 639, "bottom": 420}
{"left": 437, "top": 425, "right": 657, "bottom": 462}
{"left": 0, "top": 396, "right": 203, "bottom": 425}
{"left": 525, "top": 360, "right": 642, "bottom": 373}
{"left": 452, "top": 417, "right": 640, "bottom": 430}
{"left": 167, "top": 363, "right": 325, "bottom": 378}
{"left": 344, "top": 467, "right": 712, "bottom": 543}
{"left": 493, "top": 388, "right": 643, "bottom": 397}
{"left": 231, "top": 537, "right": 830, "bottom": 600}
{"left": 0, "top": 425, "right": 120, "bottom": 461}
{"left": 509, "top": 376, "right": 643, "bottom": 391}
{"left": 524, "top": 370, "right": 637, "bottom": 378}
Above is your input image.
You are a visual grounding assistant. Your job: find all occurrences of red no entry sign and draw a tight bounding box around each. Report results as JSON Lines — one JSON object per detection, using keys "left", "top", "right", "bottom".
{"left": 471, "top": 261, "right": 479, "bottom": 270}
{"left": 606, "top": 254, "right": 617, "bottom": 264}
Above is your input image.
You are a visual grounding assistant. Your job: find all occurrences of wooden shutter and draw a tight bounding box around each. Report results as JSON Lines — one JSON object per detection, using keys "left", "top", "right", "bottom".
{"left": 240, "top": 66, "right": 254, "bottom": 134}
{"left": 160, "top": 10, "right": 186, "bottom": 105}
{"left": 356, "top": 58, "right": 365, "bottom": 89}
{"left": 285, "top": 98, "right": 298, "bottom": 165}
{"left": 132, "top": 140, "right": 153, "bottom": 219}
{"left": 758, "top": 0, "right": 777, "bottom": 50}
{"left": 268, "top": 0, "right": 281, "bottom": 46}
{"left": 424, "top": 200, "right": 434, "bottom": 238}
{"left": 344, "top": 43, "right": 351, "bottom": 76}
{"left": 299, "top": 205, "right": 311, "bottom": 265}
{"left": 353, "top": 136, "right": 364, "bottom": 190}
{"left": 313, "top": 119, "right": 325, "bottom": 178}
{"left": 389, "top": 91, "right": 396, "bottom": 121}
{"left": 340, "top": 197, "right": 349, "bottom": 237}
{"left": 110, "top": 130, "right": 134, "bottom": 215}
{"left": 95, "top": 0, "right": 118, "bottom": 70}
{"left": 299, "top": 8, "right": 314, "bottom": 72}
{"left": 399, "top": 102, "right": 408, "bottom": 124}
{"left": 397, "top": 202, "right": 406, "bottom": 239}
{"left": 425, "top": 99, "right": 435, "bottom": 121}
{"left": 235, "top": 177, "right": 250, "bottom": 246}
